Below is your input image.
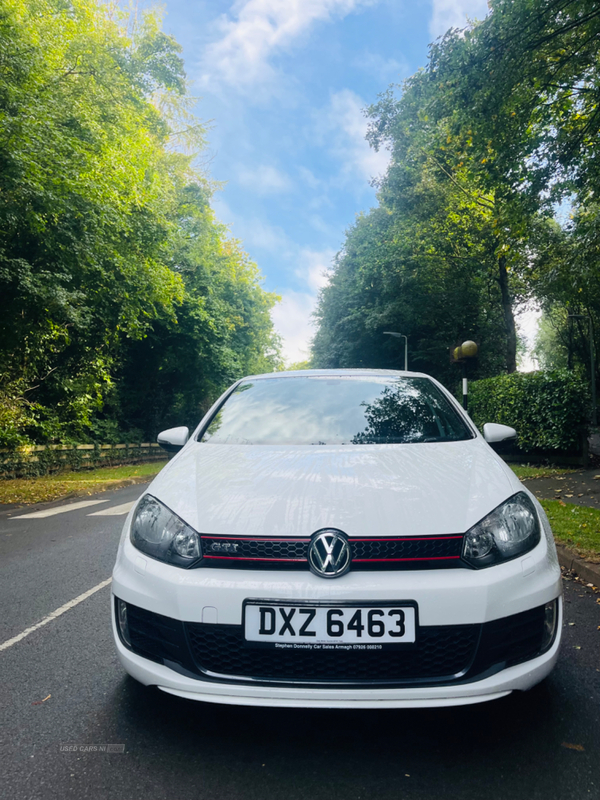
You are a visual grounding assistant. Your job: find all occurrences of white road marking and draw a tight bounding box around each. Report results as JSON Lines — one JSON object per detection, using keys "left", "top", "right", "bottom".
{"left": 0, "top": 578, "right": 112, "bottom": 652}
{"left": 87, "top": 501, "right": 135, "bottom": 517}
{"left": 12, "top": 499, "right": 109, "bottom": 519}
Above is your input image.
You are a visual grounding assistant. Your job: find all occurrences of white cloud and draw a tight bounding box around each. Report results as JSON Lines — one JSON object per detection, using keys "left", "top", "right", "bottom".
{"left": 353, "top": 52, "right": 409, "bottom": 83}
{"left": 300, "top": 247, "right": 335, "bottom": 292}
{"left": 212, "top": 198, "right": 333, "bottom": 361}
{"left": 308, "top": 213, "right": 336, "bottom": 235}
{"left": 429, "top": 0, "right": 489, "bottom": 39}
{"left": 318, "top": 89, "right": 390, "bottom": 183}
{"left": 271, "top": 247, "right": 334, "bottom": 363}
{"left": 272, "top": 290, "right": 316, "bottom": 363}
{"left": 199, "top": 0, "right": 376, "bottom": 92}
{"left": 238, "top": 164, "right": 291, "bottom": 194}
{"left": 211, "top": 197, "right": 292, "bottom": 254}
{"left": 298, "top": 166, "right": 324, "bottom": 190}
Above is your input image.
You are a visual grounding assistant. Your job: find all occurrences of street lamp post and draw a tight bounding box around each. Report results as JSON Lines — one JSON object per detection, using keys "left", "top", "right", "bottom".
{"left": 451, "top": 340, "right": 478, "bottom": 411}
{"left": 568, "top": 314, "right": 597, "bottom": 426}
{"left": 383, "top": 332, "right": 408, "bottom": 371}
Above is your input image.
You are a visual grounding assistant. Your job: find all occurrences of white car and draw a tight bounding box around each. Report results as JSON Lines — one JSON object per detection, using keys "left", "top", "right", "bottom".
{"left": 111, "top": 369, "right": 562, "bottom": 708}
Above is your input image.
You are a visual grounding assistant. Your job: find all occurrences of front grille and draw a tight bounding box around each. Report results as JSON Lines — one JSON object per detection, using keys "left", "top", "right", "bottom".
{"left": 198, "top": 534, "right": 464, "bottom": 570}
{"left": 201, "top": 537, "right": 308, "bottom": 563}
{"left": 119, "top": 599, "right": 555, "bottom": 688}
{"left": 351, "top": 536, "right": 462, "bottom": 562}
{"left": 185, "top": 623, "right": 479, "bottom": 683}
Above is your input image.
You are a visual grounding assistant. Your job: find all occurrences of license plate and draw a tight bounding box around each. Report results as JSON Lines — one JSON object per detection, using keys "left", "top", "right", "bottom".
{"left": 243, "top": 602, "right": 417, "bottom": 649}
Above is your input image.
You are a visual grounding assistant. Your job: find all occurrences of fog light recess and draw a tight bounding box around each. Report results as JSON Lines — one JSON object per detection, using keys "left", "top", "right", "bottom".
{"left": 540, "top": 598, "right": 559, "bottom": 653}
{"left": 117, "top": 598, "right": 131, "bottom": 648}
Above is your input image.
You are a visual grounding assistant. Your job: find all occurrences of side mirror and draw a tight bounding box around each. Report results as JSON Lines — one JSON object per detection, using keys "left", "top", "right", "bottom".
{"left": 157, "top": 426, "right": 189, "bottom": 453}
{"left": 483, "top": 423, "right": 517, "bottom": 445}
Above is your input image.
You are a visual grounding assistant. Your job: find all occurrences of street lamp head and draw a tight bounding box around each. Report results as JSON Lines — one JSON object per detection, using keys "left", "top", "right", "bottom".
{"left": 383, "top": 331, "right": 403, "bottom": 338}
{"left": 461, "top": 340, "right": 478, "bottom": 358}
{"left": 451, "top": 340, "right": 478, "bottom": 362}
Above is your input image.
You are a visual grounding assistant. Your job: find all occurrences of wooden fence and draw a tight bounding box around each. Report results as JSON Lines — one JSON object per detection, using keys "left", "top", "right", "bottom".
{"left": 0, "top": 442, "right": 165, "bottom": 479}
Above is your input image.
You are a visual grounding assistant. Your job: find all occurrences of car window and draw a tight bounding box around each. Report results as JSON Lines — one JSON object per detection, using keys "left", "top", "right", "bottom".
{"left": 200, "top": 376, "right": 473, "bottom": 445}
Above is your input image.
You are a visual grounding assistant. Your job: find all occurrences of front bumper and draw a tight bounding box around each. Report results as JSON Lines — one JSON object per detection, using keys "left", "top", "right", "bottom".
{"left": 112, "top": 628, "right": 562, "bottom": 708}
{"left": 112, "top": 524, "right": 562, "bottom": 708}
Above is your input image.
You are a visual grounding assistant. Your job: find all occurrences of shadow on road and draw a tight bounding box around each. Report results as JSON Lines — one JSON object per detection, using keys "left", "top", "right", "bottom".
{"left": 106, "top": 673, "right": 582, "bottom": 800}
{"left": 119, "top": 672, "right": 558, "bottom": 752}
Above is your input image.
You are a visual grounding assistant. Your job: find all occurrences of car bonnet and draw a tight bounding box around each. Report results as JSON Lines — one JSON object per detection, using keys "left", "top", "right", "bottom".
{"left": 147, "top": 439, "right": 516, "bottom": 538}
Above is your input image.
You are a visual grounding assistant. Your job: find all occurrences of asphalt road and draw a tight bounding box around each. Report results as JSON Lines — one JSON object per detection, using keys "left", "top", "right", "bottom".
{"left": 1, "top": 482, "right": 599, "bottom": 800}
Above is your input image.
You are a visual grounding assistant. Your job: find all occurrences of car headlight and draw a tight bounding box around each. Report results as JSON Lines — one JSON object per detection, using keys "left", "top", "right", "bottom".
{"left": 130, "top": 494, "right": 201, "bottom": 567}
{"left": 462, "top": 492, "right": 541, "bottom": 568}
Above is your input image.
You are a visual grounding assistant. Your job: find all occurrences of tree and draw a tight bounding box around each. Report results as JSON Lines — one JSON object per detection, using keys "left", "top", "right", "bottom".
{"left": 312, "top": 170, "right": 509, "bottom": 385}
{"left": 315, "top": 0, "right": 600, "bottom": 385}
{"left": 366, "top": 57, "right": 544, "bottom": 374}
{"left": 112, "top": 184, "right": 281, "bottom": 437}
{"left": 0, "top": 0, "right": 280, "bottom": 445}
{"left": 533, "top": 308, "right": 569, "bottom": 370}
{"left": 425, "top": 1, "right": 600, "bottom": 378}
{"left": 313, "top": 69, "right": 516, "bottom": 382}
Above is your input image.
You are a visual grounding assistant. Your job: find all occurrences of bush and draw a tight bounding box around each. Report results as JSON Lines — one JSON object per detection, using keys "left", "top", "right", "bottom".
{"left": 467, "top": 369, "right": 590, "bottom": 453}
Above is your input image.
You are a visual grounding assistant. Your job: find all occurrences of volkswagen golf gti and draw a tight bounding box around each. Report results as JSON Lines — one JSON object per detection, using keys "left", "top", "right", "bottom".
{"left": 111, "top": 369, "right": 562, "bottom": 708}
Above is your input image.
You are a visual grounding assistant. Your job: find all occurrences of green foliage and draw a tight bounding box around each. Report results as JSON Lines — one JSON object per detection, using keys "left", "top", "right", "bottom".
{"left": 314, "top": 7, "right": 539, "bottom": 376}
{"left": 533, "top": 307, "right": 569, "bottom": 370}
{"left": 421, "top": 0, "right": 600, "bottom": 381}
{"left": 530, "top": 207, "right": 600, "bottom": 376}
{"left": 314, "top": 0, "right": 600, "bottom": 404}
{"left": 286, "top": 360, "right": 312, "bottom": 371}
{"left": 510, "top": 464, "right": 576, "bottom": 480}
{"left": 0, "top": 0, "right": 280, "bottom": 447}
{"left": 429, "top": 0, "right": 600, "bottom": 207}
{"left": 112, "top": 186, "right": 282, "bottom": 436}
{"left": 468, "top": 370, "right": 590, "bottom": 453}
{"left": 312, "top": 181, "right": 509, "bottom": 384}
{"left": 540, "top": 500, "right": 600, "bottom": 561}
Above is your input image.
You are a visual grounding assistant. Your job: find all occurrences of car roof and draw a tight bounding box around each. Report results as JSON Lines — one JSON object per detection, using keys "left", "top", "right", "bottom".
{"left": 241, "top": 368, "right": 432, "bottom": 381}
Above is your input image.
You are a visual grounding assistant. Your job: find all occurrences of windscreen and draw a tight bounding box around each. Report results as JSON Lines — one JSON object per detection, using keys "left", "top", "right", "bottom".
{"left": 200, "top": 376, "right": 473, "bottom": 445}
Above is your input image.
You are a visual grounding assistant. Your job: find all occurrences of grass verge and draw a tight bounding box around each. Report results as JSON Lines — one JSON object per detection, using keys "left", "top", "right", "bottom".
{"left": 541, "top": 499, "right": 600, "bottom": 562}
{"left": 510, "top": 464, "right": 579, "bottom": 480}
{"left": 0, "top": 461, "right": 168, "bottom": 506}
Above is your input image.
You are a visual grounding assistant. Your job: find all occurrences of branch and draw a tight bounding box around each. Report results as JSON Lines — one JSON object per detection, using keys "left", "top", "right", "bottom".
{"left": 423, "top": 149, "right": 496, "bottom": 210}
{"left": 22, "top": 366, "right": 58, "bottom": 394}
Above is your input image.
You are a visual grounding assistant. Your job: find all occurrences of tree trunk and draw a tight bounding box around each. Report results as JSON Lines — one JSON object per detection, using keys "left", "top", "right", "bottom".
{"left": 498, "top": 254, "right": 517, "bottom": 373}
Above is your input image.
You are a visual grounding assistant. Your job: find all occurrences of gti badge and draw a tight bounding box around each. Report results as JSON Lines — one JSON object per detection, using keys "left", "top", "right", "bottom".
{"left": 308, "top": 529, "right": 351, "bottom": 578}
{"left": 210, "top": 542, "right": 239, "bottom": 553}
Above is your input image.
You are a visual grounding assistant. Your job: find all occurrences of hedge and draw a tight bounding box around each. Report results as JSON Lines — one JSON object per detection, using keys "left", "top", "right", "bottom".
{"left": 467, "top": 369, "right": 590, "bottom": 454}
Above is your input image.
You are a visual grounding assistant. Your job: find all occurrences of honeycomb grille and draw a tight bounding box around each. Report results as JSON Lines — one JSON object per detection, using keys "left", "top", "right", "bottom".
{"left": 119, "top": 599, "right": 553, "bottom": 688}
{"left": 198, "top": 534, "right": 463, "bottom": 570}
{"left": 351, "top": 536, "right": 462, "bottom": 561}
{"left": 201, "top": 537, "right": 309, "bottom": 562}
{"left": 126, "top": 603, "right": 187, "bottom": 665}
{"left": 185, "top": 623, "right": 479, "bottom": 682}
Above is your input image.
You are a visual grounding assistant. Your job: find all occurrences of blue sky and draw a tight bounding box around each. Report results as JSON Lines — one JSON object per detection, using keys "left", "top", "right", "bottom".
{"left": 154, "top": 0, "right": 490, "bottom": 363}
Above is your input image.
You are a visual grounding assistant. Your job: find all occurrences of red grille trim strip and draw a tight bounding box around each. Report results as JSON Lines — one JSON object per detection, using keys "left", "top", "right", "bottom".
{"left": 201, "top": 536, "right": 310, "bottom": 542}
{"left": 203, "top": 555, "right": 306, "bottom": 562}
{"left": 353, "top": 556, "right": 461, "bottom": 562}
